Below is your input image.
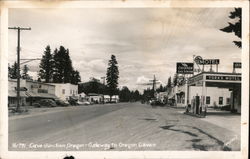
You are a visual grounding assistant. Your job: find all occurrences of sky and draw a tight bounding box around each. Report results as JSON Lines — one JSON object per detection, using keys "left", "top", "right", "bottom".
{"left": 8, "top": 8, "right": 241, "bottom": 91}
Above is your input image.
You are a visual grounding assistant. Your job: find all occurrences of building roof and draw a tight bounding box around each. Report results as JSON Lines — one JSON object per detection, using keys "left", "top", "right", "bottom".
{"left": 88, "top": 93, "right": 101, "bottom": 96}
{"left": 48, "top": 83, "right": 78, "bottom": 86}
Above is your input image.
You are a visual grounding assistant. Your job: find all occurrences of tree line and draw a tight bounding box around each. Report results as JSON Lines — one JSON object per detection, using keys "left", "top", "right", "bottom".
{"left": 39, "top": 45, "right": 81, "bottom": 84}
{"left": 8, "top": 45, "right": 81, "bottom": 85}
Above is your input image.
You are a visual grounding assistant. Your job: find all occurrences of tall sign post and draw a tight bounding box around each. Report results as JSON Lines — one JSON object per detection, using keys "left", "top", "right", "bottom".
{"left": 9, "top": 27, "right": 31, "bottom": 112}
{"left": 233, "top": 62, "right": 241, "bottom": 73}
{"left": 176, "top": 63, "right": 194, "bottom": 107}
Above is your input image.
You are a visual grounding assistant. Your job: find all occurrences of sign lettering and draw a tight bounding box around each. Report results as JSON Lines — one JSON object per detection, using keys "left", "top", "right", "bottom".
{"left": 206, "top": 75, "right": 241, "bottom": 81}
{"left": 176, "top": 63, "right": 194, "bottom": 74}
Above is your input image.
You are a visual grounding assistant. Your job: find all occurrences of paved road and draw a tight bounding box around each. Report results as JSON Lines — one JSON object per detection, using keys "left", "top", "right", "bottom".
{"left": 9, "top": 103, "right": 240, "bottom": 151}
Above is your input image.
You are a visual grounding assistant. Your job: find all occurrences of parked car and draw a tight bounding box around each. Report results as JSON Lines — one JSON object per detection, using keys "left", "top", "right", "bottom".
{"left": 33, "top": 99, "right": 57, "bottom": 107}
{"left": 55, "top": 99, "right": 69, "bottom": 107}
{"left": 78, "top": 101, "right": 91, "bottom": 105}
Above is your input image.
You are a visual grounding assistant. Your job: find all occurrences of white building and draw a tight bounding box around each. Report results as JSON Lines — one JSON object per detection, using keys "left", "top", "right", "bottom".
{"left": 188, "top": 86, "right": 231, "bottom": 107}
{"left": 49, "top": 83, "right": 78, "bottom": 101}
{"left": 87, "top": 93, "right": 103, "bottom": 104}
{"left": 104, "top": 95, "right": 119, "bottom": 103}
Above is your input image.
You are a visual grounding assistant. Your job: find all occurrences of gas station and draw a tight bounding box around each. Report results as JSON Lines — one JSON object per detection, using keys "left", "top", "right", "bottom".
{"left": 187, "top": 72, "right": 241, "bottom": 115}
{"left": 176, "top": 56, "right": 241, "bottom": 117}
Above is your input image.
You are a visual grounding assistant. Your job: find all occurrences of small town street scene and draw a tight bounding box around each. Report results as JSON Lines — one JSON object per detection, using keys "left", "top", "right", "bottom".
{"left": 7, "top": 7, "right": 242, "bottom": 151}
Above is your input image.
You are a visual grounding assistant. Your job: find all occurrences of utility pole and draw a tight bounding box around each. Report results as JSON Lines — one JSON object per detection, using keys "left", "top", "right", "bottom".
{"left": 100, "top": 76, "right": 106, "bottom": 104}
{"left": 9, "top": 27, "right": 31, "bottom": 112}
{"left": 149, "top": 75, "right": 159, "bottom": 98}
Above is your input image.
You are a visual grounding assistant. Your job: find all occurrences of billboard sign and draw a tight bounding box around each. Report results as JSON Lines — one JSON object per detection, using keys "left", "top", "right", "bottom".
{"left": 194, "top": 56, "right": 220, "bottom": 65}
{"left": 233, "top": 62, "right": 241, "bottom": 68}
{"left": 176, "top": 63, "right": 194, "bottom": 74}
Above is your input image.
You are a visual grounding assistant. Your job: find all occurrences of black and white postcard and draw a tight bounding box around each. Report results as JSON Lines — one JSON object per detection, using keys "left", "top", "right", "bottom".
{"left": 0, "top": 0, "right": 249, "bottom": 159}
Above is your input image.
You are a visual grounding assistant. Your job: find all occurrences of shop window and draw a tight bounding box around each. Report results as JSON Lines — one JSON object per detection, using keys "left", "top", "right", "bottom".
{"left": 206, "top": 96, "right": 210, "bottom": 104}
{"left": 219, "top": 97, "right": 223, "bottom": 105}
{"left": 62, "top": 89, "right": 65, "bottom": 94}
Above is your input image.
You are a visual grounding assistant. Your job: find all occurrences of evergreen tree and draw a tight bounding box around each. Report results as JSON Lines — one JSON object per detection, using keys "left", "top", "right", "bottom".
{"left": 167, "top": 77, "right": 171, "bottom": 88}
{"left": 9, "top": 62, "right": 18, "bottom": 79}
{"left": 63, "top": 49, "right": 73, "bottom": 83}
{"left": 8, "top": 63, "right": 12, "bottom": 79}
{"left": 119, "top": 86, "right": 131, "bottom": 102}
{"left": 106, "top": 55, "right": 119, "bottom": 100}
{"left": 22, "top": 65, "right": 31, "bottom": 79}
{"left": 173, "top": 74, "right": 178, "bottom": 86}
{"left": 53, "top": 46, "right": 76, "bottom": 83}
{"left": 53, "top": 47, "right": 64, "bottom": 83}
{"left": 39, "top": 45, "right": 54, "bottom": 82}
{"left": 220, "top": 8, "right": 242, "bottom": 48}
{"left": 71, "top": 70, "right": 81, "bottom": 85}
{"left": 133, "top": 90, "right": 141, "bottom": 101}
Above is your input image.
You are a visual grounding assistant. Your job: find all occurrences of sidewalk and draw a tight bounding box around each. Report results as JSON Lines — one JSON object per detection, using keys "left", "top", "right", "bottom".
{"left": 200, "top": 108, "right": 241, "bottom": 135}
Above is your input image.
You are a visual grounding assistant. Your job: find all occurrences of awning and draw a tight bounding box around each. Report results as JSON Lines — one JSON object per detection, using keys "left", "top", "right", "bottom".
{"left": 25, "top": 91, "right": 40, "bottom": 97}
{"left": 25, "top": 91, "right": 58, "bottom": 99}
{"left": 8, "top": 90, "right": 28, "bottom": 97}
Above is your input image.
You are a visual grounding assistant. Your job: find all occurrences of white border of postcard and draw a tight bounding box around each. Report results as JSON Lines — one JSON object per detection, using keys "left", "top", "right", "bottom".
{"left": 0, "top": 0, "right": 249, "bottom": 159}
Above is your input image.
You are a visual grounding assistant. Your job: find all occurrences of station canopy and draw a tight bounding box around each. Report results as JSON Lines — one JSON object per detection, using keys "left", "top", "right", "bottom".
{"left": 188, "top": 72, "right": 241, "bottom": 89}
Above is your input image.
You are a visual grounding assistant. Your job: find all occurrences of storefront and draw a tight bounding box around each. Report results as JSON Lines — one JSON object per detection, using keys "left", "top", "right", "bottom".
{"left": 188, "top": 72, "right": 241, "bottom": 113}
{"left": 8, "top": 79, "right": 57, "bottom": 106}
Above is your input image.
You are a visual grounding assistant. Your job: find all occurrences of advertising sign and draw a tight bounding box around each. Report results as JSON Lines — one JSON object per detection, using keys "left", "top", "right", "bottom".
{"left": 201, "top": 59, "right": 220, "bottom": 65}
{"left": 233, "top": 62, "right": 241, "bottom": 68}
{"left": 194, "top": 56, "right": 219, "bottom": 65}
{"left": 206, "top": 75, "right": 241, "bottom": 81}
{"left": 176, "top": 63, "right": 194, "bottom": 74}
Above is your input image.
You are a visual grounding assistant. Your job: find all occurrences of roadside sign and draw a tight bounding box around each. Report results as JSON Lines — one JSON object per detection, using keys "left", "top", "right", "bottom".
{"left": 176, "top": 63, "right": 194, "bottom": 74}
{"left": 233, "top": 62, "right": 241, "bottom": 68}
{"left": 194, "top": 56, "right": 219, "bottom": 65}
{"left": 201, "top": 59, "right": 220, "bottom": 65}
{"left": 15, "top": 87, "right": 27, "bottom": 91}
{"left": 194, "top": 56, "right": 203, "bottom": 65}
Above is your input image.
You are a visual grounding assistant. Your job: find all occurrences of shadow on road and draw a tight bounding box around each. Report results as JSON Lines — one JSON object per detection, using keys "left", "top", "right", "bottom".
{"left": 160, "top": 125, "right": 198, "bottom": 137}
{"left": 139, "top": 118, "right": 157, "bottom": 121}
{"left": 159, "top": 125, "right": 232, "bottom": 151}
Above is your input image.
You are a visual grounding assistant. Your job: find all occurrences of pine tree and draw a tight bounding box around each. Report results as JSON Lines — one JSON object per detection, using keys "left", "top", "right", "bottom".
{"left": 106, "top": 55, "right": 119, "bottom": 100}
{"left": 39, "top": 45, "right": 54, "bottom": 82}
{"left": 119, "top": 86, "right": 131, "bottom": 102}
{"left": 53, "top": 46, "right": 76, "bottom": 83}
{"left": 22, "top": 65, "right": 31, "bottom": 79}
{"left": 9, "top": 62, "right": 18, "bottom": 79}
{"left": 8, "top": 63, "right": 12, "bottom": 79}
{"left": 167, "top": 77, "right": 171, "bottom": 88}
{"left": 71, "top": 70, "right": 81, "bottom": 85}
{"left": 220, "top": 8, "right": 242, "bottom": 48}
{"left": 53, "top": 47, "right": 64, "bottom": 83}
{"left": 173, "top": 74, "right": 178, "bottom": 86}
{"left": 63, "top": 49, "right": 73, "bottom": 83}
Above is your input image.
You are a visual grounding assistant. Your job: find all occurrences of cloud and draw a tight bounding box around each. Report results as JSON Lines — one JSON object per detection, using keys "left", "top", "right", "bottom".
{"left": 8, "top": 8, "right": 241, "bottom": 91}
